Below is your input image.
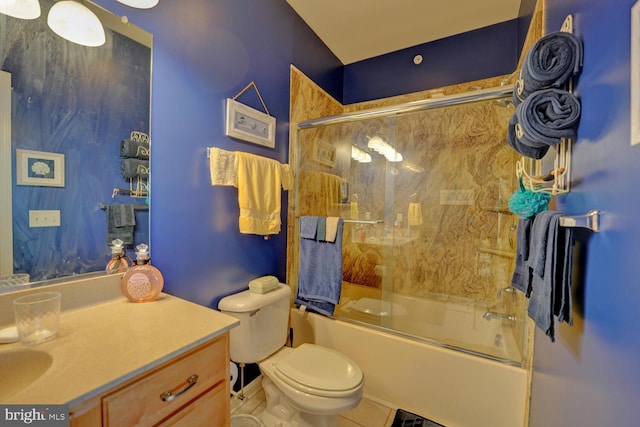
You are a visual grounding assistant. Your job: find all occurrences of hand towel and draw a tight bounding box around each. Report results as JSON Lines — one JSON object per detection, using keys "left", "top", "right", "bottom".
{"left": 120, "top": 159, "right": 149, "bottom": 179}
{"left": 408, "top": 203, "right": 423, "bottom": 226}
{"left": 300, "top": 216, "right": 318, "bottom": 239}
{"left": 105, "top": 204, "right": 136, "bottom": 245}
{"left": 526, "top": 210, "right": 573, "bottom": 342}
{"left": 296, "top": 217, "right": 344, "bottom": 316}
{"left": 120, "top": 138, "right": 150, "bottom": 159}
{"left": 511, "top": 217, "right": 533, "bottom": 296}
{"left": 513, "top": 31, "right": 583, "bottom": 105}
{"left": 325, "top": 217, "right": 340, "bottom": 242}
{"left": 316, "top": 216, "right": 327, "bottom": 241}
{"left": 507, "top": 89, "right": 581, "bottom": 159}
{"left": 209, "top": 147, "right": 238, "bottom": 186}
{"left": 236, "top": 151, "right": 288, "bottom": 235}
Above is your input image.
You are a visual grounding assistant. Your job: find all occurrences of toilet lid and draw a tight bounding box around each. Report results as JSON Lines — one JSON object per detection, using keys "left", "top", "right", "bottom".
{"left": 275, "top": 344, "right": 363, "bottom": 392}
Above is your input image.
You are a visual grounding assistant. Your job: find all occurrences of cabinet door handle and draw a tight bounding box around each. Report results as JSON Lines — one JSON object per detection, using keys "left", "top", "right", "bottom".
{"left": 160, "top": 374, "right": 199, "bottom": 402}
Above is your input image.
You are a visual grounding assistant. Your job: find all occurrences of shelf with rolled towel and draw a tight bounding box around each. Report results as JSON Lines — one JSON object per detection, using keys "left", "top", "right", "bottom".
{"left": 558, "top": 210, "right": 600, "bottom": 232}
{"left": 112, "top": 186, "right": 148, "bottom": 199}
{"left": 99, "top": 202, "right": 148, "bottom": 210}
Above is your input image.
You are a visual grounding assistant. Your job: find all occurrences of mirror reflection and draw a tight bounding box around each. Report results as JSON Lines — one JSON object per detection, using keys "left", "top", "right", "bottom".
{"left": 0, "top": 0, "right": 152, "bottom": 289}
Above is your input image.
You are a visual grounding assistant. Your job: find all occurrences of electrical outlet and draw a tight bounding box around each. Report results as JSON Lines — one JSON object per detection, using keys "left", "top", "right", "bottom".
{"left": 29, "top": 210, "right": 61, "bottom": 228}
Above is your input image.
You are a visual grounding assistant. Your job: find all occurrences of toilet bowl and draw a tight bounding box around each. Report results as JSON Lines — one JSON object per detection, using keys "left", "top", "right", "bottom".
{"left": 259, "top": 344, "right": 364, "bottom": 415}
{"left": 218, "top": 283, "right": 365, "bottom": 427}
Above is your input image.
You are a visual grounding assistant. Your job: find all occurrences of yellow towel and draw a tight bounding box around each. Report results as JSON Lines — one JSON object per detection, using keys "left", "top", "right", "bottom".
{"left": 209, "top": 147, "right": 237, "bottom": 186}
{"left": 236, "top": 152, "right": 291, "bottom": 235}
{"left": 408, "top": 203, "right": 423, "bottom": 226}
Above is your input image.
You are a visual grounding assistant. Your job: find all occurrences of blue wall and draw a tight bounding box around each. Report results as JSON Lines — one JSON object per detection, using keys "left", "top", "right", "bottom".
{"left": 528, "top": 0, "right": 640, "bottom": 426}
{"left": 343, "top": 20, "right": 520, "bottom": 104}
{"left": 91, "top": 0, "right": 343, "bottom": 307}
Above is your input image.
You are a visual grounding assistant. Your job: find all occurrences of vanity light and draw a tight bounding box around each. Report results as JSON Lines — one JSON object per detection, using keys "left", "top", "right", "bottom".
{"left": 117, "top": 0, "right": 158, "bottom": 9}
{"left": 0, "top": 0, "right": 41, "bottom": 19}
{"left": 367, "top": 136, "right": 403, "bottom": 163}
{"left": 351, "top": 145, "right": 372, "bottom": 163}
{"left": 47, "top": 1, "right": 105, "bottom": 47}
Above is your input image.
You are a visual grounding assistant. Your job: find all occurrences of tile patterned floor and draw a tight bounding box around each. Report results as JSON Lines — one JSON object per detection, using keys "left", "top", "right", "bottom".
{"left": 231, "top": 381, "right": 397, "bottom": 427}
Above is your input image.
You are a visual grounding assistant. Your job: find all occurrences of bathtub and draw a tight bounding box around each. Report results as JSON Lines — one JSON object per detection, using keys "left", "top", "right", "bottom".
{"left": 336, "top": 286, "right": 524, "bottom": 365}
{"left": 289, "top": 308, "right": 528, "bottom": 427}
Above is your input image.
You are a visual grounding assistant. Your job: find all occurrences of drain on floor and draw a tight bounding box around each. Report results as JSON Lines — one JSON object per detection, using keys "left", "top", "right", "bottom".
{"left": 390, "top": 409, "right": 445, "bottom": 427}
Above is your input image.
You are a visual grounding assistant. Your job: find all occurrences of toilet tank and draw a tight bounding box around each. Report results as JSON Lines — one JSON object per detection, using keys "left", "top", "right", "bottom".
{"left": 218, "top": 283, "right": 291, "bottom": 364}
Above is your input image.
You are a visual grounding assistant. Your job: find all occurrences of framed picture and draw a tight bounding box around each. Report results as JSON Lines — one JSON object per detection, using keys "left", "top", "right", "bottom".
{"left": 312, "top": 140, "right": 337, "bottom": 167}
{"left": 16, "top": 149, "right": 65, "bottom": 187}
{"left": 225, "top": 98, "right": 276, "bottom": 148}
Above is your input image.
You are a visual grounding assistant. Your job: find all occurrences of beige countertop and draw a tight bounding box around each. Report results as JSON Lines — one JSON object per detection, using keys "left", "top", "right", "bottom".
{"left": 0, "top": 274, "right": 239, "bottom": 407}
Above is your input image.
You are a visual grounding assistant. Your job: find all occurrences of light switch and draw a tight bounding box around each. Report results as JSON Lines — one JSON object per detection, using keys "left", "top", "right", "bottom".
{"left": 29, "top": 210, "right": 61, "bottom": 227}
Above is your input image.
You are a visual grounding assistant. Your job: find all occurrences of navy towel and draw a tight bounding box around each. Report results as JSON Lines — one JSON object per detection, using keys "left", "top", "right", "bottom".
{"left": 526, "top": 211, "right": 573, "bottom": 342}
{"left": 513, "top": 31, "right": 583, "bottom": 105}
{"left": 511, "top": 217, "right": 534, "bottom": 296}
{"left": 296, "top": 216, "right": 344, "bottom": 316}
{"left": 507, "top": 89, "right": 581, "bottom": 159}
{"left": 105, "top": 204, "right": 136, "bottom": 245}
{"left": 120, "top": 138, "right": 150, "bottom": 159}
{"left": 121, "top": 158, "right": 150, "bottom": 179}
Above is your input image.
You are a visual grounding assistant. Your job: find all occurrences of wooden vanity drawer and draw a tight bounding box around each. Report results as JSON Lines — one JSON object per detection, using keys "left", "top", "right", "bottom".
{"left": 102, "top": 335, "right": 228, "bottom": 427}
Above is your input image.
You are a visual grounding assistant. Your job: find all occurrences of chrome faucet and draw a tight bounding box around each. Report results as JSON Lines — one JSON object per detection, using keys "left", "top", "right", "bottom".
{"left": 483, "top": 311, "right": 516, "bottom": 323}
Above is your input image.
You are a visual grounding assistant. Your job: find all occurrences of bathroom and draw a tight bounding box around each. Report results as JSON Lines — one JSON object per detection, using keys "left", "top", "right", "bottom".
{"left": 1, "top": 0, "right": 640, "bottom": 426}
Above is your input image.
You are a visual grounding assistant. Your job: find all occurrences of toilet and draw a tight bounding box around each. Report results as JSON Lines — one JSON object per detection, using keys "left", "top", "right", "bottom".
{"left": 219, "top": 283, "right": 364, "bottom": 427}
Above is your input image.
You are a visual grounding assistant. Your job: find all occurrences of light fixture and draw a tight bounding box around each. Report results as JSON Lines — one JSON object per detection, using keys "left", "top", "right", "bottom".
{"left": 47, "top": 1, "right": 105, "bottom": 47}
{"left": 367, "top": 136, "right": 403, "bottom": 163}
{"left": 0, "top": 0, "right": 41, "bottom": 19}
{"left": 117, "top": 0, "right": 158, "bottom": 9}
{"left": 351, "top": 145, "right": 372, "bottom": 163}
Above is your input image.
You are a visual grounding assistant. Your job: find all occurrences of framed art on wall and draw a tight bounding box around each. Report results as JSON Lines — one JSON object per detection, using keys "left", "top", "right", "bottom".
{"left": 16, "top": 149, "right": 65, "bottom": 187}
{"left": 225, "top": 98, "right": 276, "bottom": 148}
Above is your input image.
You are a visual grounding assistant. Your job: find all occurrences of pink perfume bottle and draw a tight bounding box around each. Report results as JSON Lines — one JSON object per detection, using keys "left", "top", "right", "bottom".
{"left": 120, "top": 243, "right": 164, "bottom": 302}
{"left": 106, "top": 239, "right": 130, "bottom": 274}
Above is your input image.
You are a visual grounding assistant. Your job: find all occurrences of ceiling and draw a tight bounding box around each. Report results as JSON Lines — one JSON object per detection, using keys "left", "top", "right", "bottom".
{"left": 285, "top": 0, "right": 523, "bottom": 65}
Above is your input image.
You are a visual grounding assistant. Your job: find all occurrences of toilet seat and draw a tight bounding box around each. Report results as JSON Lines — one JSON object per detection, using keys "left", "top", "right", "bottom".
{"left": 274, "top": 344, "right": 364, "bottom": 398}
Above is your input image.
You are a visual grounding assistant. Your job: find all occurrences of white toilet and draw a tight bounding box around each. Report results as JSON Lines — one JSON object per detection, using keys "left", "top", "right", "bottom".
{"left": 219, "top": 283, "right": 364, "bottom": 427}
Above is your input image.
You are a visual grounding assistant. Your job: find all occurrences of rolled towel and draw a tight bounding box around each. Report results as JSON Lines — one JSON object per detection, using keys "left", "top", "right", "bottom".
{"left": 513, "top": 31, "right": 583, "bottom": 105}
{"left": 121, "top": 159, "right": 149, "bottom": 179}
{"left": 120, "top": 138, "right": 150, "bottom": 159}
{"left": 506, "top": 89, "right": 581, "bottom": 159}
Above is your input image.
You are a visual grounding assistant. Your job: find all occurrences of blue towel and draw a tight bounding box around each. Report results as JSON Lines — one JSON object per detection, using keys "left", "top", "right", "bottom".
{"left": 511, "top": 217, "right": 534, "bottom": 296}
{"left": 120, "top": 138, "right": 150, "bottom": 159}
{"left": 300, "top": 216, "right": 318, "bottom": 239}
{"left": 513, "top": 31, "right": 583, "bottom": 105}
{"left": 296, "top": 216, "right": 344, "bottom": 316}
{"left": 526, "top": 211, "right": 573, "bottom": 342}
{"left": 507, "top": 89, "right": 581, "bottom": 159}
{"left": 120, "top": 158, "right": 150, "bottom": 179}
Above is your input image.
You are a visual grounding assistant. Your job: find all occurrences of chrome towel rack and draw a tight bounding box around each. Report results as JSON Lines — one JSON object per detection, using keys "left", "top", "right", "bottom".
{"left": 559, "top": 210, "right": 600, "bottom": 232}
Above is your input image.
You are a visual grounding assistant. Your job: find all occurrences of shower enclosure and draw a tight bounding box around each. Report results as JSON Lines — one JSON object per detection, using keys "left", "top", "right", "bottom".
{"left": 292, "top": 86, "right": 528, "bottom": 366}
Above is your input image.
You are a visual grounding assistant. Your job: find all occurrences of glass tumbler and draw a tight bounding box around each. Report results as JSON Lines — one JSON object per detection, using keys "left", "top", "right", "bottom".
{"left": 13, "top": 292, "right": 62, "bottom": 344}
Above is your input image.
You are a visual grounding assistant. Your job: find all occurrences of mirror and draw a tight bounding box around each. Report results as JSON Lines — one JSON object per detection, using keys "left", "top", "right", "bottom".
{"left": 0, "top": 0, "right": 152, "bottom": 291}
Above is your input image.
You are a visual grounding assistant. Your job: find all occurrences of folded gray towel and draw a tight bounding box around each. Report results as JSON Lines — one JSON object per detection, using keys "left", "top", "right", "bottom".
{"left": 121, "top": 159, "right": 149, "bottom": 179}
{"left": 507, "top": 89, "right": 581, "bottom": 159}
{"left": 513, "top": 31, "right": 583, "bottom": 105}
{"left": 120, "top": 138, "right": 150, "bottom": 159}
{"left": 105, "top": 204, "right": 136, "bottom": 245}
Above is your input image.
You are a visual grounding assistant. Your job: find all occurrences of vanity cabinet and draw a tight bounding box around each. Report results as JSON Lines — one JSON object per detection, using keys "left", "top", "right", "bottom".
{"left": 70, "top": 333, "right": 230, "bottom": 427}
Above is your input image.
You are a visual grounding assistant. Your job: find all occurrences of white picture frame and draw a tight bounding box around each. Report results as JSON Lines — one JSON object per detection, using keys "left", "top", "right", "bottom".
{"left": 631, "top": 1, "right": 640, "bottom": 145}
{"left": 225, "top": 98, "right": 276, "bottom": 148}
{"left": 16, "top": 149, "right": 65, "bottom": 187}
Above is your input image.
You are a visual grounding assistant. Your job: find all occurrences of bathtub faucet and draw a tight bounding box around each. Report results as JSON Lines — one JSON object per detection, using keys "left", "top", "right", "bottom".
{"left": 483, "top": 311, "right": 516, "bottom": 323}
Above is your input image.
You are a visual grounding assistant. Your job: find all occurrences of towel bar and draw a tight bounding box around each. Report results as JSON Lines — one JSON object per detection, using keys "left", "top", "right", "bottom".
{"left": 559, "top": 210, "right": 599, "bottom": 232}
{"left": 343, "top": 219, "right": 384, "bottom": 225}
{"left": 99, "top": 202, "right": 148, "bottom": 210}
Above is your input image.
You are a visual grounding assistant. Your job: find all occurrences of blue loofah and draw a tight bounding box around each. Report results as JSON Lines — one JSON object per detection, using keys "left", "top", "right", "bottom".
{"left": 508, "top": 179, "right": 551, "bottom": 218}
